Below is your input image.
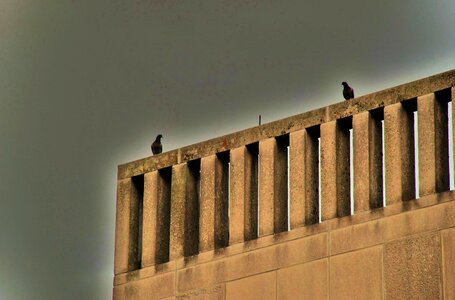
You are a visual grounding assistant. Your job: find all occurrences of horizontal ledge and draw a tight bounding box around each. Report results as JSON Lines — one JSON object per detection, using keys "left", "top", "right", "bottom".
{"left": 118, "top": 68, "right": 455, "bottom": 179}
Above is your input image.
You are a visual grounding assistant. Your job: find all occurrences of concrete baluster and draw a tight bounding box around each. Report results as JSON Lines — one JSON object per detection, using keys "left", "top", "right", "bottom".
{"left": 320, "top": 120, "right": 350, "bottom": 220}
{"left": 384, "top": 102, "right": 415, "bottom": 204}
{"left": 418, "top": 91, "right": 450, "bottom": 196}
{"left": 353, "top": 111, "right": 383, "bottom": 212}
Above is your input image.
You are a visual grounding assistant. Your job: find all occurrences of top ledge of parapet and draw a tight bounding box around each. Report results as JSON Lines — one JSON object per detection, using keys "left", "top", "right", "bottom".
{"left": 118, "top": 68, "right": 455, "bottom": 179}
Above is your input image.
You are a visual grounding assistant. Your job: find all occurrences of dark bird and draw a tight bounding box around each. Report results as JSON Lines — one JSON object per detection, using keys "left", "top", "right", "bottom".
{"left": 151, "top": 134, "right": 163, "bottom": 155}
{"left": 342, "top": 82, "right": 354, "bottom": 100}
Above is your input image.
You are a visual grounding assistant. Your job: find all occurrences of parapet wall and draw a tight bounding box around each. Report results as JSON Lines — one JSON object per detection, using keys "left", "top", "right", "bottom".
{"left": 113, "top": 69, "right": 455, "bottom": 300}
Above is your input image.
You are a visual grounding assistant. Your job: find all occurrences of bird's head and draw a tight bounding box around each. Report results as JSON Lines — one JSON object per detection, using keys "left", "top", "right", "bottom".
{"left": 342, "top": 81, "right": 348, "bottom": 87}
{"left": 156, "top": 134, "right": 163, "bottom": 140}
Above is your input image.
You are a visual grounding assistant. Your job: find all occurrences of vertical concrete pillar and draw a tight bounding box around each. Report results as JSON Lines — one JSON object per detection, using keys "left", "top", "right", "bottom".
{"left": 114, "top": 177, "right": 143, "bottom": 274}
{"left": 114, "top": 178, "right": 132, "bottom": 274}
{"left": 142, "top": 169, "right": 171, "bottom": 267}
{"left": 142, "top": 172, "right": 159, "bottom": 267}
{"left": 200, "top": 156, "right": 216, "bottom": 252}
{"left": 170, "top": 164, "right": 186, "bottom": 260}
{"left": 229, "top": 147, "right": 246, "bottom": 244}
{"left": 259, "top": 137, "right": 288, "bottom": 236}
{"left": 384, "top": 102, "right": 415, "bottom": 204}
{"left": 289, "top": 129, "right": 319, "bottom": 228}
{"left": 289, "top": 130, "right": 305, "bottom": 229}
{"left": 227, "top": 144, "right": 260, "bottom": 242}
{"left": 353, "top": 111, "right": 383, "bottom": 212}
{"left": 200, "top": 154, "right": 229, "bottom": 252}
{"left": 418, "top": 92, "right": 449, "bottom": 196}
{"left": 170, "top": 163, "right": 200, "bottom": 260}
{"left": 320, "top": 121, "right": 350, "bottom": 220}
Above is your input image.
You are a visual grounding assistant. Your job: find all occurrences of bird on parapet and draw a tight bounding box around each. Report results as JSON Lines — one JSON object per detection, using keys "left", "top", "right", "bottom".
{"left": 342, "top": 82, "right": 354, "bottom": 100}
{"left": 151, "top": 134, "right": 163, "bottom": 155}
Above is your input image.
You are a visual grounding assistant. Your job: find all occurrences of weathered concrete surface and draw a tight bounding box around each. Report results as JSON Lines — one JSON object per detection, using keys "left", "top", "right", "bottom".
{"left": 226, "top": 272, "right": 276, "bottom": 300}
{"left": 199, "top": 156, "right": 216, "bottom": 253}
{"left": 289, "top": 129, "right": 319, "bottom": 227}
{"left": 119, "top": 69, "right": 455, "bottom": 179}
{"left": 113, "top": 271, "right": 175, "bottom": 300}
{"left": 384, "top": 232, "right": 442, "bottom": 300}
{"left": 142, "top": 170, "right": 171, "bottom": 267}
{"left": 114, "top": 195, "right": 455, "bottom": 300}
{"left": 442, "top": 228, "right": 455, "bottom": 300}
{"left": 418, "top": 91, "right": 450, "bottom": 196}
{"left": 321, "top": 121, "right": 350, "bottom": 220}
{"left": 259, "top": 137, "right": 288, "bottom": 236}
{"left": 176, "top": 233, "right": 327, "bottom": 292}
{"left": 353, "top": 111, "right": 383, "bottom": 211}
{"left": 177, "top": 284, "right": 225, "bottom": 300}
{"left": 330, "top": 246, "right": 383, "bottom": 300}
{"left": 384, "top": 102, "right": 415, "bottom": 204}
{"left": 277, "top": 259, "right": 328, "bottom": 300}
{"left": 114, "top": 179, "right": 133, "bottom": 274}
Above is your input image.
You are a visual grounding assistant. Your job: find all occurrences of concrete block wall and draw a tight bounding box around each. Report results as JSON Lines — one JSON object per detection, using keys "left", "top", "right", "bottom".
{"left": 113, "top": 69, "right": 455, "bottom": 299}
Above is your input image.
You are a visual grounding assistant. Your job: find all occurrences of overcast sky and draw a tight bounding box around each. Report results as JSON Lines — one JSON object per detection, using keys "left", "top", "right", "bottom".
{"left": 1, "top": 1, "right": 454, "bottom": 299}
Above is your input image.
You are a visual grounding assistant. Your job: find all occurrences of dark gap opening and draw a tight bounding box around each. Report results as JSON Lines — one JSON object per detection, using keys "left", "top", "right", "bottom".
{"left": 215, "top": 151, "right": 230, "bottom": 249}
{"left": 402, "top": 98, "right": 417, "bottom": 200}
{"left": 435, "top": 88, "right": 451, "bottom": 193}
{"left": 246, "top": 142, "right": 259, "bottom": 240}
{"left": 155, "top": 167, "right": 172, "bottom": 264}
{"left": 370, "top": 107, "right": 385, "bottom": 209}
{"left": 275, "top": 134, "right": 289, "bottom": 233}
{"left": 306, "top": 125, "right": 320, "bottom": 224}
{"left": 248, "top": 142, "right": 259, "bottom": 241}
{"left": 185, "top": 159, "right": 200, "bottom": 257}
{"left": 338, "top": 117, "right": 352, "bottom": 217}
{"left": 131, "top": 174, "right": 144, "bottom": 270}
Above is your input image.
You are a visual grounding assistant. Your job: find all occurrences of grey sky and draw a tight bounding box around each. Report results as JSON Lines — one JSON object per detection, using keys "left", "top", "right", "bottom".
{"left": 1, "top": 1, "right": 454, "bottom": 299}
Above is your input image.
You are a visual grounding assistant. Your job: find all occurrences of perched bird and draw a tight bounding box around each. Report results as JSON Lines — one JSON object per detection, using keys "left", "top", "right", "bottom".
{"left": 151, "top": 134, "right": 163, "bottom": 155}
{"left": 342, "top": 82, "right": 354, "bottom": 100}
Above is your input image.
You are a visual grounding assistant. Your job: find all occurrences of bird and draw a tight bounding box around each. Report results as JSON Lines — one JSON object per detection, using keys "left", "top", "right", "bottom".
{"left": 342, "top": 82, "right": 354, "bottom": 100}
{"left": 151, "top": 134, "right": 163, "bottom": 155}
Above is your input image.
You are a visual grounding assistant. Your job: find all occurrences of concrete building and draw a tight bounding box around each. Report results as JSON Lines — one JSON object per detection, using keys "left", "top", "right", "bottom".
{"left": 113, "top": 69, "right": 455, "bottom": 299}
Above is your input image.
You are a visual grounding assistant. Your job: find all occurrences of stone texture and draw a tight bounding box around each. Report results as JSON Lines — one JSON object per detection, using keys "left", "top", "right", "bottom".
{"left": 142, "top": 170, "right": 171, "bottom": 267}
{"left": 114, "top": 177, "right": 142, "bottom": 274}
{"left": 115, "top": 178, "right": 133, "bottom": 274}
{"left": 442, "top": 228, "right": 455, "bottom": 300}
{"left": 200, "top": 156, "right": 216, "bottom": 252}
{"left": 259, "top": 137, "right": 288, "bottom": 236}
{"left": 289, "top": 129, "right": 319, "bottom": 228}
{"left": 177, "top": 285, "right": 225, "bottom": 300}
{"left": 289, "top": 130, "right": 306, "bottom": 229}
{"left": 384, "top": 232, "right": 442, "bottom": 300}
{"left": 277, "top": 259, "right": 328, "bottom": 300}
{"left": 330, "top": 246, "right": 383, "bottom": 300}
{"left": 384, "top": 102, "right": 415, "bottom": 204}
{"left": 353, "top": 111, "right": 383, "bottom": 212}
{"left": 229, "top": 147, "right": 245, "bottom": 244}
{"left": 113, "top": 271, "right": 175, "bottom": 300}
{"left": 418, "top": 92, "right": 450, "bottom": 196}
{"left": 226, "top": 272, "right": 276, "bottom": 300}
{"left": 177, "top": 232, "right": 327, "bottom": 292}
{"left": 331, "top": 197, "right": 455, "bottom": 255}
{"left": 198, "top": 154, "right": 229, "bottom": 251}
{"left": 170, "top": 163, "right": 200, "bottom": 260}
{"left": 229, "top": 146, "right": 258, "bottom": 244}
{"left": 321, "top": 121, "right": 350, "bottom": 220}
